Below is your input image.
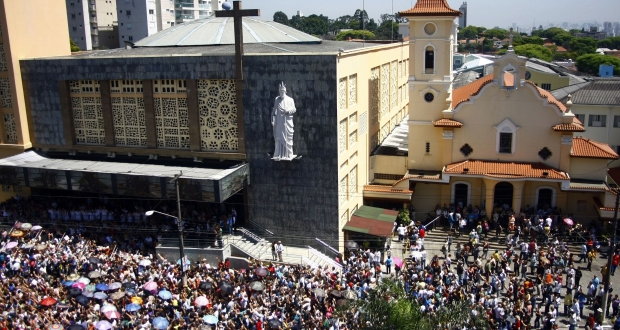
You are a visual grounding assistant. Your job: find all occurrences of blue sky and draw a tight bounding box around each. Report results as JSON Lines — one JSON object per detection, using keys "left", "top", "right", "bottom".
{"left": 239, "top": 0, "right": 620, "bottom": 30}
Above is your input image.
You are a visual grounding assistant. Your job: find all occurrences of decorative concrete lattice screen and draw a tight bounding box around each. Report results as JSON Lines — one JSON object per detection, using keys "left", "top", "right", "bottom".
{"left": 390, "top": 61, "right": 397, "bottom": 110}
{"left": 0, "top": 78, "right": 11, "bottom": 108}
{"left": 110, "top": 80, "right": 144, "bottom": 94}
{"left": 154, "top": 97, "right": 190, "bottom": 149}
{"left": 349, "top": 112, "right": 356, "bottom": 128}
{"left": 370, "top": 67, "right": 380, "bottom": 125}
{"left": 340, "top": 160, "right": 348, "bottom": 172}
{"left": 338, "top": 118, "right": 347, "bottom": 154}
{"left": 380, "top": 122, "right": 389, "bottom": 143}
{"left": 380, "top": 64, "right": 389, "bottom": 120}
{"left": 391, "top": 115, "right": 397, "bottom": 131}
{"left": 339, "top": 176, "right": 347, "bottom": 206}
{"left": 348, "top": 130, "right": 357, "bottom": 147}
{"left": 197, "top": 80, "right": 238, "bottom": 151}
{"left": 3, "top": 113, "right": 16, "bottom": 143}
{"left": 70, "top": 80, "right": 105, "bottom": 145}
{"left": 111, "top": 97, "right": 147, "bottom": 147}
{"left": 398, "top": 86, "right": 402, "bottom": 105}
{"left": 340, "top": 209, "right": 348, "bottom": 227}
{"left": 358, "top": 112, "right": 368, "bottom": 136}
{"left": 348, "top": 74, "right": 357, "bottom": 107}
{"left": 0, "top": 44, "right": 7, "bottom": 72}
{"left": 349, "top": 166, "right": 357, "bottom": 200}
{"left": 349, "top": 151, "right": 357, "bottom": 163}
{"left": 398, "top": 61, "right": 402, "bottom": 78}
{"left": 338, "top": 77, "right": 347, "bottom": 111}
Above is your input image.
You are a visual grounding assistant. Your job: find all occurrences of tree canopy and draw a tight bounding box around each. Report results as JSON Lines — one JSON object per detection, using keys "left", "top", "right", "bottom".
{"left": 569, "top": 37, "right": 598, "bottom": 56}
{"left": 334, "top": 30, "right": 375, "bottom": 41}
{"left": 70, "top": 39, "right": 80, "bottom": 52}
{"left": 513, "top": 44, "right": 554, "bottom": 61}
{"left": 576, "top": 54, "right": 620, "bottom": 75}
{"left": 483, "top": 28, "right": 510, "bottom": 40}
{"left": 272, "top": 11, "right": 288, "bottom": 25}
{"left": 598, "top": 37, "right": 620, "bottom": 49}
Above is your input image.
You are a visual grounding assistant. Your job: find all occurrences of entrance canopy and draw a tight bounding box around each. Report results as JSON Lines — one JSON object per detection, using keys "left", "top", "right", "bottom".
{"left": 0, "top": 151, "right": 249, "bottom": 203}
{"left": 343, "top": 206, "right": 398, "bottom": 238}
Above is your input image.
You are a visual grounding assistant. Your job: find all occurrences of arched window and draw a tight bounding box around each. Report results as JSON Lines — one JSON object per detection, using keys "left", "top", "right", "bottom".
{"left": 425, "top": 46, "right": 435, "bottom": 74}
{"left": 494, "top": 118, "right": 519, "bottom": 154}
{"left": 501, "top": 63, "right": 518, "bottom": 88}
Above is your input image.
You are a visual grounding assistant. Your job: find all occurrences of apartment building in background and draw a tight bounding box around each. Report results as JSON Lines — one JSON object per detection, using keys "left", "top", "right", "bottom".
{"left": 0, "top": 0, "right": 71, "bottom": 199}
{"left": 156, "top": 0, "right": 176, "bottom": 31}
{"left": 116, "top": 0, "right": 158, "bottom": 47}
{"left": 174, "top": 0, "right": 223, "bottom": 25}
{"left": 66, "top": 0, "right": 118, "bottom": 50}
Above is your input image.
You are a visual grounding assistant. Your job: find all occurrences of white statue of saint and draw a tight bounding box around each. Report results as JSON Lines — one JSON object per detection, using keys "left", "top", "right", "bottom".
{"left": 271, "top": 82, "right": 297, "bottom": 161}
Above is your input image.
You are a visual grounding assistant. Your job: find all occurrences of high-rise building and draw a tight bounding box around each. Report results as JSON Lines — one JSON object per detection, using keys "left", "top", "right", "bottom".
{"left": 67, "top": 0, "right": 119, "bottom": 50}
{"left": 156, "top": 0, "right": 176, "bottom": 31}
{"left": 614, "top": 22, "right": 620, "bottom": 37}
{"left": 604, "top": 22, "right": 613, "bottom": 36}
{"left": 116, "top": 0, "right": 158, "bottom": 47}
{"left": 0, "top": 0, "right": 71, "bottom": 199}
{"left": 174, "top": 0, "right": 223, "bottom": 25}
{"left": 458, "top": 2, "right": 467, "bottom": 28}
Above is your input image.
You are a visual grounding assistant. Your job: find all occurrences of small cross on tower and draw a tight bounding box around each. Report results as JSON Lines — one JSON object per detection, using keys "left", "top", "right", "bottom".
{"left": 215, "top": 1, "right": 260, "bottom": 80}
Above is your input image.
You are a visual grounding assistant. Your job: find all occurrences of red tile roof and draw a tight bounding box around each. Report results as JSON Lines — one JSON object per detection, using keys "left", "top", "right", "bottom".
{"left": 552, "top": 122, "right": 585, "bottom": 132}
{"left": 452, "top": 73, "right": 495, "bottom": 109}
{"left": 444, "top": 160, "right": 568, "bottom": 180}
{"left": 571, "top": 137, "right": 619, "bottom": 159}
{"left": 399, "top": 0, "right": 462, "bottom": 17}
{"left": 433, "top": 118, "right": 463, "bottom": 128}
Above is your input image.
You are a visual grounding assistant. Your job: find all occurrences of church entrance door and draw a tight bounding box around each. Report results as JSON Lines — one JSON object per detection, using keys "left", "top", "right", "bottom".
{"left": 537, "top": 188, "right": 553, "bottom": 209}
{"left": 454, "top": 183, "right": 468, "bottom": 208}
{"left": 494, "top": 182, "right": 513, "bottom": 209}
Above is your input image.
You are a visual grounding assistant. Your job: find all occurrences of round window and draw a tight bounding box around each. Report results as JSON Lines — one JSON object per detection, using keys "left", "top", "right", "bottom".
{"left": 423, "top": 23, "right": 436, "bottom": 35}
{"left": 424, "top": 92, "right": 434, "bottom": 103}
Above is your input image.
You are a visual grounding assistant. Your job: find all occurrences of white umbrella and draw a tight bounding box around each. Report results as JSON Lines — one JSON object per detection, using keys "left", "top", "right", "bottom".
{"left": 76, "top": 277, "right": 91, "bottom": 285}
{"left": 100, "top": 304, "right": 117, "bottom": 314}
{"left": 138, "top": 259, "right": 152, "bottom": 267}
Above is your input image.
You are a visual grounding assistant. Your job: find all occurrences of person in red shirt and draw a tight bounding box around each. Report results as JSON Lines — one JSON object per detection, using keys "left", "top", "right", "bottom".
{"left": 612, "top": 252, "right": 620, "bottom": 276}
{"left": 419, "top": 226, "right": 426, "bottom": 239}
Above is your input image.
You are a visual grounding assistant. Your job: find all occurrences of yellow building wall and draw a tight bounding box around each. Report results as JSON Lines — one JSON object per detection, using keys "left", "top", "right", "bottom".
{"left": 570, "top": 104, "right": 620, "bottom": 167}
{"left": 336, "top": 42, "right": 409, "bottom": 250}
{"left": 0, "top": 0, "right": 70, "bottom": 199}
{"left": 569, "top": 158, "right": 608, "bottom": 181}
{"left": 451, "top": 83, "right": 567, "bottom": 167}
{"left": 527, "top": 70, "right": 570, "bottom": 91}
{"left": 410, "top": 182, "right": 444, "bottom": 217}
{"left": 566, "top": 191, "right": 603, "bottom": 222}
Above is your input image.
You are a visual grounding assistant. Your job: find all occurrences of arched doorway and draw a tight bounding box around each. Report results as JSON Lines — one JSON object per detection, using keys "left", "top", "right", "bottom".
{"left": 537, "top": 188, "right": 553, "bottom": 210}
{"left": 454, "top": 183, "right": 469, "bottom": 208}
{"left": 494, "top": 182, "right": 513, "bottom": 209}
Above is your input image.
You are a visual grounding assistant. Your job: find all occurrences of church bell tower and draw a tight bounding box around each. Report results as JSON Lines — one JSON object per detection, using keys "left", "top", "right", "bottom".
{"left": 400, "top": 0, "right": 462, "bottom": 170}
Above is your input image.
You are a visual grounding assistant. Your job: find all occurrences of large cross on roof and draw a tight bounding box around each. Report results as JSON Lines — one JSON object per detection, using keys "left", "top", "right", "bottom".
{"left": 215, "top": 1, "right": 259, "bottom": 80}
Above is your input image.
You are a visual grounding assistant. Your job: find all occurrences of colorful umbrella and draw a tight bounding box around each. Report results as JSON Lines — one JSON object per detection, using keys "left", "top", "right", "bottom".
{"left": 22, "top": 243, "right": 35, "bottom": 249}
{"left": 563, "top": 218, "right": 574, "bottom": 226}
{"left": 121, "top": 282, "right": 136, "bottom": 289}
{"left": 158, "top": 290, "right": 172, "bottom": 300}
{"left": 203, "top": 315, "right": 218, "bottom": 324}
{"left": 100, "top": 304, "right": 117, "bottom": 314}
{"left": 82, "top": 290, "right": 94, "bottom": 298}
{"left": 88, "top": 271, "right": 102, "bottom": 279}
{"left": 5, "top": 241, "right": 18, "bottom": 249}
{"left": 85, "top": 284, "right": 96, "bottom": 292}
{"left": 94, "top": 292, "right": 108, "bottom": 300}
{"left": 48, "top": 324, "right": 64, "bottom": 330}
{"left": 392, "top": 256, "right": 404, "bottom": 268}
{"left": 249, "top": 281, "right": 265, "bottom": 291}
{"left": 76, "top": 277, "right": 90, "bottom": 285}
{"left": 108, "top": 282, "right": 122, "bottom": 291}
{"left": 142, "top": 281, "right": 158, "bottom": 291}
{"left": 31, "top": 225, "right": 43, "bottom": 231}
{"left": 10, "top": 230, "right": 24, "bottom": 238}
{"left": 104, "top": 311, "right": 120, "bottom": 320}
{"left": 66, "top": 325, "right": 85, "bottom": 330}
{"left": 153, "top": 317, "right": 169, "bottom": 330}
{"left": 94, "top": 320, "right": 112, "bottom": 330}
{"left": 194, "top": 295, "right": 209, "bottom": 307}
{"left": 75, "top": 294, "right": 90, "bottom": 306}
{"left": 109, "top": 291, "right": 125, "bottom": 300}
{"left": 13, "top": 222, "right": 21, "bottom": 229}
{"left": 68, "top": 288, "right": 82, "bottom": 296}
{"left": 67, "top": 274, "right": 80, "bottom": 281}
{"left": 40, "top": 297, "right": 57, "bottom": 306}
{"left": 95, "top": 283, "right": 109, "bottom": 291}
{"left": 130, "top": 296, "right": 143, "bottom": 305}
{"left": 72, "top": 282, "right": 85, "bottom": 290}
{"left": 254, "top": 267, "right": 268, "bottom": 277}
{"left": 20, "top": 223, "right": 32, "bottom": 231}
{"left": 125, "top": 303, "right": 141, "bottom": 312}
{"left": 62, "top": 281, "right": 75, "bottom": 287}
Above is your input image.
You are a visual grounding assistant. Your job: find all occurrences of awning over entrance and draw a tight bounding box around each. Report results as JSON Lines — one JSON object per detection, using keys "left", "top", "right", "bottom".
{"left": 0, "top": 151, "right": 249, "bottom": 203}
{"left": 343, "top": 206, "right": 398, "bottom": 238}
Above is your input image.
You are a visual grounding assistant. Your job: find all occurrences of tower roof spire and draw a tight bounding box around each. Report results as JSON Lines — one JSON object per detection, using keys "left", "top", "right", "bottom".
{"left": 399, "top": 0, "right": 463, "bottom": 17}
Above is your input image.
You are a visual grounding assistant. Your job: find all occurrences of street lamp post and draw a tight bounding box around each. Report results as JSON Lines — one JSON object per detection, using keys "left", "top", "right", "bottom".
{"left": 145, "top": 172, "right": 187, "bottom": 287}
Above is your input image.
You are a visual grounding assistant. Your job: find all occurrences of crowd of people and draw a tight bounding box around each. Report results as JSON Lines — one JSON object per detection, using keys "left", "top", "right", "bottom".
{"left": 0, "top": 195, "right": 619, "bottom": 330}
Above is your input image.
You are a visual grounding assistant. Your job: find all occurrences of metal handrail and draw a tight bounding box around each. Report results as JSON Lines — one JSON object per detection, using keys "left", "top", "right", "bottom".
{"left": 308, "top": 246, "right": 343, "bottom": 270}
{"left": 316, "top": 238, "right": 340, "bottom": 255}
{"left": 247, "top": 220, "right": 274, "bottom": 236}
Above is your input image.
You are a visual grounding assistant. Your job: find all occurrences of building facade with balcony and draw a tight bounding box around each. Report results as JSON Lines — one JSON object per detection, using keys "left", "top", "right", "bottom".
{"left": 66, "top": 0, "right": 118, "bottom": 51}
{"left": 174, "top": 0, "right": 222, "bottom": 25}
{"left": 116, "top": 0, "right": 158, "bottom": 48}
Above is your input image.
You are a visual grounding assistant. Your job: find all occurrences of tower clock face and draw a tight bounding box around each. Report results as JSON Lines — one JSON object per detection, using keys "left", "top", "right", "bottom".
{"left": 424, "top": 92, "right": 434, "bottom": 103}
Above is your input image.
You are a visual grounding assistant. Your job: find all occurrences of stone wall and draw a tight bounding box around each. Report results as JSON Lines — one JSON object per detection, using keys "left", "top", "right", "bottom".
{"left": 243, "top": 55, "right": 339, "bottom": 248}
{"left": 21, "top": 53, "right": 340, "bottom": 248}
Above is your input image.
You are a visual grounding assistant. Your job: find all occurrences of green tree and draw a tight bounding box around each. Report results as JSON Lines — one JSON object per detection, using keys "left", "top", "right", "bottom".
{"left": 70, "top": 39, "right": 80, "bottom": 52}
{"left": 397, "top": 209, "right": 410, "bottom": 226}
{"left": 522, "top": 36, "right": 544, "bottom": 45}
{"left": 484, "top": 28, "right": 510, "bottom": 39}
{"left": 576, "top": 54, "right": 620, "bottom": 75}
{"left": 458, "top": 25, "right": 480, "bottom": 40}
{"left": 366, "top": 18, "right": 378, "bottom": 32}
{"left": 272, "top": 11, "right": 289, "bottom": 25}
{"left": 513, "top": 44, "right": 554, "bottom": 61}
{"left": 301, "top": 15, "right": 328, "bottom": 35}
{"left": 289, "top": 15, "right": 303, "bottom": 30}
{"left": 353, "top": 9, "right": 369, "bottom": 30}
{"left": 334, "top": 30, "right": 375, "bottom": 41}
{"left": 374, "top": 21, "right": 399, "bottom": 40}
{"left": 551, "top": 32, "right": 573, "bottom": 46}
{"left": 569, "top": 37, "right": 598, "bottom": 56}
{"left": 598, "top": 37, "right": 620, "bottom": 49}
